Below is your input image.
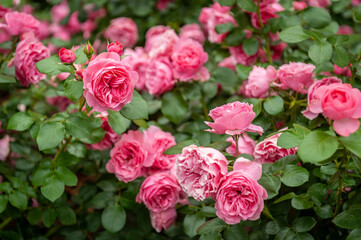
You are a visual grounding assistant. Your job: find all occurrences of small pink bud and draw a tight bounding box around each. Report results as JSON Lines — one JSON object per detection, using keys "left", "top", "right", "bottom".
{"left": 293, "top": 1, "right": 307, "bottom": 11}
{"left": 58, "top": 47, "right": 75, "bottom": 64}
{"left": 107, "top": 41, "right": 123, "bottom": 55}
{"left": 75, "top": 69, "right": 84, "bottom": 80}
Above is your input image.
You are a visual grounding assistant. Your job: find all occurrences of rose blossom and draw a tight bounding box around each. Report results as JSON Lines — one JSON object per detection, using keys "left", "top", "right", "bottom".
{"left": 293, "top": 1, "right": 307, "bottom": 10}
{"left": 176, "top": 145, "right": 228, "bottom": 201}
{"left": 145, "top": 28, "right": 179, "bottom": 59}
{"left": 215, "top": 171, "right": 267, "bottom": 224}
{"left": 254, "top": 132, "right": 297, "bottom": 164}
{"left": 136, "top": 172, "right": 181, "bottom": 212}
{"left": 0, "top": 135, "right": 10, "bottom": 161}
{"left": 306, "top": 0, "right": 331, "bottom": 7}
{"left": 146, "top": 25, "right": 170, "bottom": 40}
{"left": 46, "top": 96, "right": 72, "bottom": 112}
{"left": 205, "top": 101, "right": 263, "bottom": 135}
{"left": 14, "top": 35, "right": 50, "bottom": 87}
{"left": 50, "top": 1, "right": 69, "bottom": 23}
{"left": 144, "top": 58, "right": 175, "bottom": 95}
{"left": 241, "top": 65, "right": 277, "bottom": 98}
{"left": 276, "top": 62, "right": 315, "bottom": 93}
{"left": 251, "top": 3, "right": 284, "bottom": 29}
{"left": 156, "top": 0, "right": 174, "bottom": 10}
{"left": 302, "top": 77, "right": 342, "bottom": 120}
{"left": 179, "top": 24, "right": 205, "bottom": 44}
{"left": 352, "top": 0, "right": 361, "bottom": 6}
{"left": 106, "top": 130, "right": 146, "bottom": 182}
{"left": 107, "top": 41, "right": 123, "bottom": 56}
{"left": 171, "top": 39, "right": 209, "bottom": 82}
{"left": 58, "top": 47, "right": 75, "bottom": 63}
{"left": 143, "top": 126, "right": 177, "bottom": 171}
{"left": 150, "top": 208, "right": 177, "bottom": 232}
{"left": 104, "top": 17, "right": 138, "bottom": 48}
{"left": 218, "top": 56, "right": 237, "bottom": 72}
{"left": 319, "top": 83, "right": 361, "bottom": 137}
{"left": 229, "top": 45, "right": 259, "bottom": 66}
{"left": 122, "top": 47, "right": 149, "bottom": 91}
{"left": 82, "top": 52, "right": 138, "bottom": 112}
{"left": 334, "top": 64, "right": 352, "bottom": 77}
{"left": 226, "top": 133, "right": 256, "bottom": 157}
{"left": 337, "top": 25, "right": 354, "bottom": 35}
{"left": 0, "top": 11, "right": 39, "bottom": 36}
{"left": 233, "top": 157, "right": 263, "bottom": 181}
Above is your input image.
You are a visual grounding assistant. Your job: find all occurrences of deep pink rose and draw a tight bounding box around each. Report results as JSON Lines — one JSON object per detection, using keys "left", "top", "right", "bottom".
{"left": 107, "top": 41, "right": 123, "bottom": 56}
{"left": 50, "top": 1, "right": 69, "bottom": 23}
{"left": 218, "top": 56, "right": 237, "bottom": 72}
{"left": 156, "top": 0, "right": 174, "bottom": 10}
{"left": 143, "top": 126, "right": 177, "bottom": 172}
{"left": 334, "top": 64, "right": 352, "bottom": 77}
{"left": 0, "top": 135, "right": 10, "bottom": 161}
{"left": 14, "top": 35, "right": 50, "bottom": 87}
{"left": 229, "top": 45, "right": 259, "bottom": 66}
{"left": 0, "top": 11, "right": 39, "bottom": 36}
{"left": 276, "top": 62, "right": 315, "bottom": 93}
{"left": 337, "top": 25, "right": 354, "bottom": 35}
{"left": 205, "top": 101, "right": 263, "bottom": 135}
{"left": 46, "top": 96, "right": 72, "bottom": 112}
{"left": 352, "top": 0, "right": 361, "bottom": 6}
{"left": 150, "top": 208, "right": 177, "bottom": 232}
{"left": 106, "top": 130, "right": 146, "bottom": 182}
{"left": 241, "top": 65, "right": 277, "bottom": 98}
{"left": 75, "top": 69, "right": 84, "bottom": 80}
{"left": 58, "top": 47, "right": 75, "bottom": 64}
{"left": 233, "top": 157, "right": 262, "bottom": 181}
{"left": 179, "top": 24, "right": 205, "bottom": 44}
{"left": 122, "top": 47, "right": 149, "bottom": 91}
{"left": 104, "top": 17, "right": 138, "bottom": 48}
{"left": 145, "top": 28, "right": 179, "bottom": 59}
{"left": 136, "top": 172, "right": 181, "bottom": 212}
{"left": 82, "top": 52, "right": 138, "bottom": 112}
{"left": 293, "top": 1, "right": 307, "bottom": 10}
{"left": 306, "top": 0, "right": 331, "bottom": 7}
{"left": 226, "top": 134, "right": 255, "bottom": 157}
{"left": 254, "top": 132, "right": 297, "bottom": 164}
{"left": 171, "top": 39, "right": 209, "bottom": 82}
{"left": 251, "top": 3, "right": 284, "bottom": 29}
{"left": 215, "top": 171, "right": 267, "bottom": 224}
{"left": 144, "top": 58, "right": 175, "bottom": 95}
{"left": 176, "top": 145, "right": 228, "bottom": 201}
{"left": 319, "top": 83, "right": 361, "bottom": 137}
{"left": 199, "top": 2, "right": 237, "bottom": 43}
{"left": 302, "top": 77, "right": 342, "bottom": 120}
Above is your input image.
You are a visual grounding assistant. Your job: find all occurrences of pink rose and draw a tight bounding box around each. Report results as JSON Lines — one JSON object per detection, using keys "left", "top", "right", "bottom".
{"left": 215, "top": 171, "right": 267, "bottom": 224}
{"left": 176, "top": 145, "right": 228, "bottom": 201}
{"left": 226, "top": 133, "right": 255, "bottom": 157}
{"left": 107, "top": 41, "right": 123, "bottom": 56}
{"left": 67, "top": 12, "right": 81, "bottom": 34}
{"left": 205, "top": 101, "right": 263, "bottom": 135}
{"left": 337, "top": 25, "right": 354, "bottom": 35}
{"left": 46, "top": 96, "right": 72, "bottom": 112}
{"left": 171, "top": 39, "right": 209, "bottom": 82}
{"left": 306, "top": 0, "right": 331, "bottom": 7}
{"left": 145, "top": 28, "right": 179, "bottom": 59}
{"left": 179, "top": 24, "right": 205, "bottom": 44}
{"left": 334, "top": 64, "right": 352, "bottom": 77}
{"left": 241, "top": 65, "right": 277, "bottom": 98}
{"left": 156, "top": 0, "right": 174, "bottom": 10}
{"left": 0, "top": 135, "right": 10, "bottom": 161}
{"left": 14, "top": 35, "right": 50, "bottom": 87}
{"left": 136, "top": 172, "right": 181, "bottom": 212}
{"left": 251, "top": 3, "right": 284, "bottom": 29}
{"left": 144, "top": 58, "right": 175, "bottom": 95}
{"left": 58, "top": 47, "right": 75, "bottom": 64}
{"left": 82, "top": 52, "right": 138, "bottom": 112}
{"left": 276, "top": 62, "right": 315, "bottom": 93}
{"left": 37, "top": 21, "right": 51, "bottom": 40}
{"left": 293, "top": 1, "right": 307, "bottom": 10}
{"left": 143, "top": 126, "right": 177, "bottom": 172}
{"left": 146, "top": 25, "right": 170, "bottom": 40}
{"left": 302, "top": 77, "right": 342, "bottom": 120}
{"left": 150, "top": 208, "right": 177, "bottom": 232}
{"left": 50, "top": 1, "right": 69, "bottom": 23}
{"left": 104, "top": 17, "right": 138, "bottom": 48}
{"left": 254, "top": 132, "right": 297, "bottom": 164}
{"left": 229, "top": 45, "right": 259, "bottom": 66}
{"left": 75, "top": 69, "right": 84, "bottom": 80}
{"left": 352, "top": 0, "right": 361, "bottom": 6}
{"left": 233, "top": 157, "right": 262, "bottom": 181}
{"left": 0, "top": 11, "right": 39, "bottom": 36}
{"left": 218, "top": 56, "right": 237, "bottom": 72}
{"left": 320, "top": 83, "right": 361, "bottom": 137}
{"left": 199, "top": 2, "right": 237, "bottom": 43}
{"left": 122, "top": 47, "right": 149, "bottom": 91}
{"left": 81, "top": 19, "right": 95, "bottom": 39}
{"left": 106, "top": 130, "right": 146, "bottom": 182}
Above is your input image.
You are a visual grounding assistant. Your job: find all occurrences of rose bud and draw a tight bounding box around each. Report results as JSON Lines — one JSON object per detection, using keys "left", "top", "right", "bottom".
{"left": 83, "top": 42, "right": 94, "bottom": 59}
{"left": 58, "top": 47, "right": 75, "bottom": 64}
{"left": 75, "top": 69, "right": 84, "bottom": 80}
{"left": 107, "top": 41, "right": 123, "bottom": 56}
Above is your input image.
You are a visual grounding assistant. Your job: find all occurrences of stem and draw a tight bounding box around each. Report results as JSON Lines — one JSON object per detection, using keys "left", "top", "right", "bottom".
{"left": 262, "top": 205, "right": 274, "bottom": 220}
{"left": 350, "top": 67, "right": 356, "bottom": 86}
{"left": 232, "top": 135, "right": 240, "bottom": 158}
{"left": 201, "top": 91, "right": 210, "bottom": 121}
{"left": 334, "top": 153, "right": 349, "bottom": 217}
{"left": 78, "top": 97, "right": 86, "bottom": 112}
{"left": 0, "top": 217, "right": 12, "bottom": 230}
{"left": 45, "top": 224, "right": 61, "bottom": 238}
{"left": 53, "top": 136, "right": 71, "bottom": 170}
{"left": 256, "top": 0, "right": 273, "bottom": 65}
{"left": 1, "top": 37, "right": 19, "bottom": 64}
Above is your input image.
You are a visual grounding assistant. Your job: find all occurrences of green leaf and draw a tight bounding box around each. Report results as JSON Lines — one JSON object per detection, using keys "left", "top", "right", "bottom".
{"left": 183, "top": 213, "right": 206, "bottom": 238}
{"left": 217, "top": 0, "right": 236, "bottom": 6}
{"left": 215, "top": 22, "right": 235, "bottom": 34}
{"left": 7, "top": 112, "right": 35, "bottom": 131}
{"left": 41, "top": 175, "right": 65, "bottom": 202}
{"left": 225, "top": 29, "right": 246, "bottom": 46}
{"left": 264, "top": 96, "right": 284, "bottom": 115}
{"left": 237, "top": 0, "right": 257, "bottom": 12}
{"left": 197, "top": 218, "right": 226, "bottom": 234}
{"left": 308, "top": 41, "right": 333, "bottom": 65}
{"left": 0, "top": 195, "right": 8, "bottom": 214}
{"left": 347, "top": 229, "right": 361, "bottom": 240}
{"left": 292, "top": 217, "right": 316, "bottom": 232}
{"left": 101, "top": 205, "right": 126, "bottom": 233}
{"left": 332, "top": 47, "right": 349, "bottom": 68}
{"left": 291, "top": 195, "right": 313, "bottom": 210}
{"left": 315, "top": 205, "right": 333, "bottom": 219}
{"left": 353, "top": 3, "right": 361, "bottom": 22}
{"left": 265, "top": 220, "right": 284, "bottom": 235}
{"left": 258, "top": 173, "right": 281, "bottom": 199}
{"left": 0, "top": 182, "right": 11, "bottom": 194}
{"left": 333, "top": 206, "right": 361, "bottom": 229}
{"left": 272, "top": 155, "right": 299, "bottom": 173}
{"left": 199, "top": 232, "right": 223, "bottom": 240}
{"left": 211, "top": 67, "right": 238, "bottom": 89}
{"left": 340, "top": 130, "right": 361, "bottom": 158}
{"left": 42, "top": 208, "right": 57, "bottom": 227}
{"left": 278, "top": 132, "right": 303, "bottom": 149}
{"left": 120, "top": 90, "right": 148, "bottom": 120}
{"left": 199, "top": 206, "right": 217, "bottom": 218}
{"left": 328, "top": 35, "right": 349, "bottom": 47}
{"left": 161, "top": 91, "right": 187, "bottom": 124}
{"left": 97, "top": 180, "right": 117, "bottom": 192}
{"left": 57, "top": 152, "right": 80, "bottom": 166}
{"left": 243, "top": 38, "right": 259, "bottom": 56}
{"left": 27, "top": 208, "right": 42, "bottom": 225}
{"left": 9, "top": 191, "right": 27, "bottom": 210}
{"left": 37, "top": 122, "right": 65, "bottom": 151}
{"left": 0, "top": 74, "right": 16, "bottom": 83}
{"left": 280, "top": 165, "right": 309, "bottom": 187}
{"left": 36, "top": 55, "right": 73, "bottom": 75}
{"left": 223, "top": 224, "right": 248, "bottom": 240}
{"left": 206, "top": 141, "right": 232, "bottom": 151}
{"left": 236, "top": 64, "right": 252, "bottom": 80}
{"left": 64, "top": 80, "right": 83, "bottom": 101}
{"left": 275, "top": 228, "right": 296, "bottom": 240}
{"left": 57, "top": 206, "right": 76, "bottom": 225}
{"left": 298, "top": 131, "right": 338, "bottom": 163}
{"left": 279, "top": 25, "right": 310, "bottom": 43}
{"left": 303, "top": 7, "right": 332, "bottom": 28}
{"left": 274, "top": 192, "right": 297, "bottom": 204}
{"left": 202, "top": 80, "right": 218, "bottom": 99}
{"left": 56, "top": 166, "right": 77, "bottom": 186}
{"left": 107, "top": 110, "right": 131, "bottom": 135}
{"left": 163, "top": 139, "right": 199, "bottom": 155}
{"left": 74, "top": 47, "right": 88, "bottom": 65}
{"left": 65, "top": 112, "right": 91, "bottom": 138}
{"left": 32, "top": 168, "right": 52, "bottom": 186}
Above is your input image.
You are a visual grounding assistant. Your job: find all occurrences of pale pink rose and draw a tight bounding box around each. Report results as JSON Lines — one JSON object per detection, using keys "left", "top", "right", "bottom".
{"left": 241, "top": 66, "right": 277, "bottom": 98}
{"left": 276, "top": 62, "right": 315, "bottom": 93}
{"left": 122, "top": 47, "right": 149, "bottom": 91}
{"left": 0, "top": 135, "right": 10, "bottom": 161}
{"left": 107, "top": 41, "right": 123, "bottom": 56}
{"left": 145, "top": 25, "right": 170, "bottom": 40}
{"left": 352, "top": 0, "right": 361, "bottom": 6}
{"left": 143, "top": 126, "right": 177, "bottom": 171}
{"left": 176, "top": 145, "right": 228, "bottom": 201}
{"left": 179, "top": 24, "right": 205, "bottom": 44}
{"left": 86, "top": 116, "right": 120, "bottom": 150}
{"left": 337, "top": 25, "right": 354, "bottom": 35}
{"left": 229, "top": 46, "right": 259, "bottom": 66}
{"left": 57, "top": 72, "right": 70, "bottom": 81}
{"left": 215, "top": 171, "right": 267, "bottom": 224}
{"left": 226, "top": 134, "right": 255, "bottom": 157}
{"left": 145, "top": 28, "right": 179, "bottom": 59}
{"left": 106, "top": 130, "right": 146, "bottom": 183}
{"left": 50, "top": 1, "right": 69, "bottom": 23}
{"left": 320, "top": 83, "right": 361, "bottom": 137}
{"left": 334, "top": 64, "right": 352, "bottom": 77}
{"left": 171, "top": 39, "right": 209, "bottom": 82}
{"left": 293, "top": 1, "right": 307, "bottom": 10}
{"left": 136, "top": 172, "right": 181, "bottom": 212}
{"left": 306, "top": 0, "right": 331, "bottom": 7}
{"left": 156, "top": 0, "right": 174, "bottom": 10}
{"left": 233, "top": 157, "right": 262, "bottom": 181}
{"left": 58, "top": 47, "right": 75, "bottom": 63}
{"left": 218, "top": 56, "right": 237, "bottom": 72}
{"left": 251, "top": 3, "right": 284, "bottom": 29}
{"left": 199, "top": 2, "right": 237, "bottom": 43}
{"left": 104, "top": 17, "right": 138, "bottom": 48}
{"left": 0, "top": 11, "right": 39, "bottom": 36}
{"left": 82, "top": 52, "right": 138, "bottom": 112}
{"left": 14, "top": 35, "right": 50, "bottom": 87}
{"left": 150, "top": 208, "right": 177, "bottom": 232}
{"left": 254, "top": 132, "right": 297, "bottom": 164}
{"left": 205, "top": 101, "right": 263, "bottom": 135}
{"left": 46, "top": 96, "right": 72, "bottom": 111}
{"left": 302, "top": 77, "right": 342, "bottom": 120}
{"left": 144, "top": 58, "right": 175, "bottom": 95}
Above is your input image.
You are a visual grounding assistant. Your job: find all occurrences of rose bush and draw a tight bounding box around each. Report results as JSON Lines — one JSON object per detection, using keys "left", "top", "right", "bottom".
{"left": 0, "top": 0, "right": 361, "bottom": 239}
